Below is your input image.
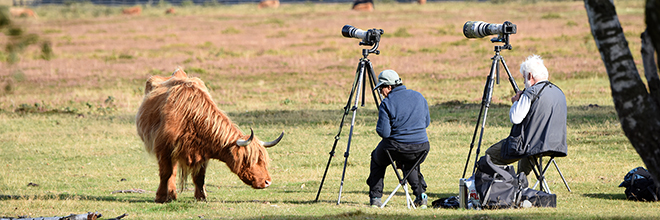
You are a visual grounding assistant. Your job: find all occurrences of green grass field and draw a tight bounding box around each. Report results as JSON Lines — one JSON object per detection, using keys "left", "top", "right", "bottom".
{"left": 1, "top": 0, "right": 659, "bottom": 219}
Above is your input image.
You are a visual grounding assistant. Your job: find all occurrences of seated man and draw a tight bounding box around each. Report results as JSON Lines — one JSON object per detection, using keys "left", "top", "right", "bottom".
{"left": 486, "top": 54, "right": 567, "bottom": 175}
{"left": 366, "top": 69, "right": 431, "bottom": 208}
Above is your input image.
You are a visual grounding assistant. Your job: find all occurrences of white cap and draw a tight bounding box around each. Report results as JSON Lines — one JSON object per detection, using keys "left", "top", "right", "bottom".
{"left": 374, "top": 69, "right": 402, "bottom": 90}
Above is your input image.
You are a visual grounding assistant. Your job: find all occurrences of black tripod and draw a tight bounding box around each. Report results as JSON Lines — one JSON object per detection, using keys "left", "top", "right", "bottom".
{"left": 462, "top": 40, "right": 521, "bottom": 179}
{"left": 315, "top": 39, "right": 382, "bottom": 205}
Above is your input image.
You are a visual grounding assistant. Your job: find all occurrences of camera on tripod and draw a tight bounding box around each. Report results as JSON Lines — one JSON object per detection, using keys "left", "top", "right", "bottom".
{"left": 461, "top": 20, "right": 521, "bottom": 187}
{"left": 463, "top": 21, "right": 516, "bottom": 46}
{"left": 316, "top": 24, "right": 385, "bottom": 204}
{"left": 342, "top": 25, "right": 384, "bottom": 47}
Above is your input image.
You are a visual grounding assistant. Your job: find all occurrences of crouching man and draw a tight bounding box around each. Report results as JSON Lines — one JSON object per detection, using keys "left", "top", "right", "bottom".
{"left": 366, "top": 70, "right": 431, "bottom": 209}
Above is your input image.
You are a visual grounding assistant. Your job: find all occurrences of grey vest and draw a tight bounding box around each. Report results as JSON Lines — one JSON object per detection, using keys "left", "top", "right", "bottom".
{"left": 520, "top": 81, "right": 568, "bottom": 157}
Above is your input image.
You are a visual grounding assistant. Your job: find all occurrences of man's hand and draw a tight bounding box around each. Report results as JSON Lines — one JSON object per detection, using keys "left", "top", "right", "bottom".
{"left": 511, "top": 91, "right": 523, "bottom": 103}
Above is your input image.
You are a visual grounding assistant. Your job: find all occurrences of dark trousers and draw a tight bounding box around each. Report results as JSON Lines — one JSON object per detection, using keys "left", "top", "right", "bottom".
{"left": 366, "top": 139, "right": 428, "bottom": 198}
{"left": 485, "top": 139, "right": 532, "bottom": 175}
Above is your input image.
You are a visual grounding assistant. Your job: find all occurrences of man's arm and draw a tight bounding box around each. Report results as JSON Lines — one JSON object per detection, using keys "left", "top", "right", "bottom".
{"left": 510, "top": 92, "right": 531, "bottom": 124}
{"left": 424, "top": 99, "right": 431, "bottom": 128}
{"left": 376, "top": 104, "right": 391, "bottom": 138}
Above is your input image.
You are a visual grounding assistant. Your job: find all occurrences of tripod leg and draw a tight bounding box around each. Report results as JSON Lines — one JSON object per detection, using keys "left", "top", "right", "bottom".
{"left": 464, "top": 51, "right": 522, "bottom": 178}
{"left": 337, "top": 61, "right": 367, "bottom": 205}
{"left": 364, "top": 58, "right": 381, "bottom": 107}
{"left": 315, "top": 61, "right": 363, "bottom": 203}
{"left": 315, "top": 133, "right": 343, "bottom": 202}
{"left": 499, "top": 55, "right": 521, "bottom": 93}
{"left": 469, "top": 59, "right": 498, "bottom": 176}
{"left": 361, "top": 60, "right": 367, "bottom": 107}
{"left": 462, "top": 79, "right": 488, "bottom": 178}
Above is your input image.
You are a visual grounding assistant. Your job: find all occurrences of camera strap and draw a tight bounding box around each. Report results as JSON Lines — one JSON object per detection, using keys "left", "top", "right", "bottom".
{"left": 529, "top": 81, "right": 552, "bottom": 104}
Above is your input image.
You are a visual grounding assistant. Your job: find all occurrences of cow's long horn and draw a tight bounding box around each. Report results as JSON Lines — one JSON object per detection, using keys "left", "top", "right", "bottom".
{"left": 262, "top": 132, "right": 284, "bottom": 148}
{"left": 236, "top": 128, "right": 254, "bottom": 147}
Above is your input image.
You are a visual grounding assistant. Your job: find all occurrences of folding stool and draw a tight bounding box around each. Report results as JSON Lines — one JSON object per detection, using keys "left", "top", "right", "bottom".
{"left": 527, "top": 154, "right": 571, "bottom": 194}
{"left": 380, "top": 149, "right": 428, "bottom": 209}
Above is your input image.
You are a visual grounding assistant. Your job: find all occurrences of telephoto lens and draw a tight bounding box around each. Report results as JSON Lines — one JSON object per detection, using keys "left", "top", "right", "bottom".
{"left": 342, "top": 25, "right": 368, "bottom": 40}
{"left": 463, "top": 21, "right": 516, "bottom": 39}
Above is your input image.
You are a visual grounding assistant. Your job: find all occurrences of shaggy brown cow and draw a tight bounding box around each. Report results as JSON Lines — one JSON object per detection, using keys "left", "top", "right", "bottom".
{"left": 136, "top": 69, "right": 284, "bottom": 203}
{"left": 352, "top": 0, "right": 374, "bottom": 12}
{"left": 122, "top": 6, "right": 141, "bottom": 15}
{"left": 10, "top": 8, "right": 38, "bottom": 18}
{"left": 258, "top": 0, "right": 280, "bottom": 9}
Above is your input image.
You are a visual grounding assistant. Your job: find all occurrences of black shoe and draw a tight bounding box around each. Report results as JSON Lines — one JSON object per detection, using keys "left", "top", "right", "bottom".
{"left": 370, "top": 197, "right": 382, "bottom": 208}
{"left": 414, "top": 193, "right": 428, "bottom": 209}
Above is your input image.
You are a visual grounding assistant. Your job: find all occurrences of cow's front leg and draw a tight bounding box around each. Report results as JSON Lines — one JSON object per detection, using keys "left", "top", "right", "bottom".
{"left": 155, "top": 156, "right": 178, "bottom": 203}
{"left": 192, "top": 161, "right": 208, "bottom": 202}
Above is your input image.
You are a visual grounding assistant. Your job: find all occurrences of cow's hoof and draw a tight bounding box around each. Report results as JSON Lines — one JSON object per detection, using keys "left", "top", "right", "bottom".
{"left": 194, "top": 192, "right": 207, "bottom": 202}
{"left": 155, "top": 194, "right": 176, "bottom": 203}
{"left": 154, "top": 197, "right": 170, "bottom": 203}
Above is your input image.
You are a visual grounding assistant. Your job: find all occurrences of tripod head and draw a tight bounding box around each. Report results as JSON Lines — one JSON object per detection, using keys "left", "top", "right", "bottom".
{"left": 488, "top": 21, "right": 516, "bottom": 51}
{"left": 362, "top": 41, "right": 380, "bottom": 58}
{"left": 341, "top": 25, "right": 383, "bottom": 58}
{"left": 360, "top": 29, "right": 383, "bottom": 57}
{"left": 490, "top": 35, "right": 520, "bottom": 93}
{"left": 491, "top": 33, "right": 513, "bottom": 51}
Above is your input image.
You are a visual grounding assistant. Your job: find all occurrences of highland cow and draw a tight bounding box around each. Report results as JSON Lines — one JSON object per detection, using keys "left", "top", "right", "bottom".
{"left": 9, "top": 8, "right": 37, "bottom": 18}
{"left": 136, "top": 69, "right": 284, "bottom": 203}
{"left": 352, "top": 0, "right": 374, "bottom": 12}
{"left": 258, "top": 0, "right": 280, "bottom": 9}
{"left": 122, "top": 6, "right": 141, "bottom": 15}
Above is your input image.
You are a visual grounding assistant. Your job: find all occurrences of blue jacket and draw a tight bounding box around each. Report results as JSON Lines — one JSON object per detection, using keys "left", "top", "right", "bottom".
{"left": 376, "top": 85, "right": 430, "bottom": 144}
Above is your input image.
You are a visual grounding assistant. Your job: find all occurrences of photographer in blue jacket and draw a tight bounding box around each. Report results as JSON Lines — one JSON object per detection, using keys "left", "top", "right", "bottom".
{"left": 366, "top": 69, "right": 431, "bottom": 209}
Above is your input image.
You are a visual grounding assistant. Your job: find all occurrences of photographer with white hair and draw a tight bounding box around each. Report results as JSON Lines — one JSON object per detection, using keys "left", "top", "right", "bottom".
{"left": 485, "top": 54, "right": 567, "bottom": 175}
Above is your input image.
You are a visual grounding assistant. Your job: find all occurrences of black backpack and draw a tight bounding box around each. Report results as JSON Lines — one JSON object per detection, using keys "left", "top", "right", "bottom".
{"left": 619, "top": 167, "right": 659, "bottom": 202}
{"left": 474, "top": 155, "right": 527, "bottom": 209}
{"left": 518, "top": 188, "right": 557, "bottom": 207}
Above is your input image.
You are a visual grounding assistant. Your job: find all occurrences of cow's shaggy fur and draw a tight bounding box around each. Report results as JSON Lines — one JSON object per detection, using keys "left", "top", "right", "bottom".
{"left": 136, "top": 69, "right": 279, "bottom": 203}
{"left": 10, "top": 8, "right": 38, "bottom": 18}
{"left": 258, "top": 0, "right": 280, "bottom": 9}
{"left": 122, "top": 6, "right": 141, "bottom": 15}
{"left": 352, "top": 0, "right": 374, "bottom": 12}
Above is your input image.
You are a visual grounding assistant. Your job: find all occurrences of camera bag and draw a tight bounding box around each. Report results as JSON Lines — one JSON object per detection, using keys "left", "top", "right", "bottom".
{"left": 619, "top": 167, "right": 659, "bottom": 202}
{"left": 518, "top": 188, "right": 557, "bottom": 207}
{"left": 474, "top": 155, "right": 519, "bottom": 209}
{"left": 502, "top": 124, "right": 525, "bottom": 160}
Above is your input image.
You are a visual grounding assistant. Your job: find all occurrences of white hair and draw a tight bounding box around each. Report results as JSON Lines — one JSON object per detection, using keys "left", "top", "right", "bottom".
{"left": 519, "top": 54, "right": 548, "bottom": 81}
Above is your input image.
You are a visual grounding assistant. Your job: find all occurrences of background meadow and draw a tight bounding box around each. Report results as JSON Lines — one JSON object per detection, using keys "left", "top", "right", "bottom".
{"left": 1, "top": 0, "right": 658, "bottom": 219}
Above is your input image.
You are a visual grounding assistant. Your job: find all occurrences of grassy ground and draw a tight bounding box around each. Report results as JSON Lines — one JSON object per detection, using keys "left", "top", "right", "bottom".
{"left": 1, "top": 0, "right": 659, "bottom": 219}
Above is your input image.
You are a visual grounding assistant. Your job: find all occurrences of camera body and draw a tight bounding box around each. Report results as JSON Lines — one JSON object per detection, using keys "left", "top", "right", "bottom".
{"left": 342, "top": 25, "right": 384, "bottom": 46}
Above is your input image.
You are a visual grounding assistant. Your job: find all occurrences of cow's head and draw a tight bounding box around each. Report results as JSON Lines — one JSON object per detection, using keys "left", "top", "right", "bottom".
{"left": 230, "top": 129, "right": 284, "bottom": 189}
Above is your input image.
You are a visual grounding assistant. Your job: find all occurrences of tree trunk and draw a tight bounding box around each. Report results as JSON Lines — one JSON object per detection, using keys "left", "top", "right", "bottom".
{"left": 646, "top": 0, "right": 660, "bottom": 59}
{"left": 645, "top": 0, "right": 660, "bottom": 112}
{"left": 584, "top": 0, "right": 660, "bottom": 185}
{"left": 642, "top": 31, "right": 660, "bottom": 105}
